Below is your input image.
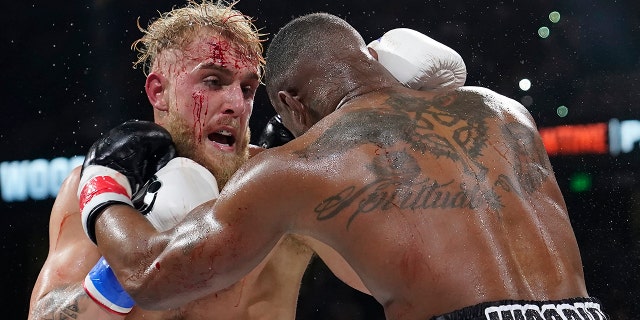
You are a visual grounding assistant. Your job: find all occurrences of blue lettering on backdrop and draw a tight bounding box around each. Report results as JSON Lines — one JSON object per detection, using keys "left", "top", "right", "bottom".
{"left": 609, "top": 118, "right": 640, "bottom": 156}
{"left": 0, "top": 156, "right": 84, "bottom": 202}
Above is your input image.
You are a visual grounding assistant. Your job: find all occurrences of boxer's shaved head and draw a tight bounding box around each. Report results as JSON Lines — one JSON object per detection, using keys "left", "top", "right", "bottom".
{"left": 265, "top": 13, "right": 365, "bottom": 104}
{"left": 264, "top": 13, "right": 379, "bottom": 136}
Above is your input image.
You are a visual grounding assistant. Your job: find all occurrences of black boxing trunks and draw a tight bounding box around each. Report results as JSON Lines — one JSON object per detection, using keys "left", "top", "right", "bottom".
{"left": 431, "top": 297, "right": 609, "bottom": 320}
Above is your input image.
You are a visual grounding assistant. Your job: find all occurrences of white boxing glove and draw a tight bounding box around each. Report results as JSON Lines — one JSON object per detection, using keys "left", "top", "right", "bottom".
{"left": 368, "top": 28, "right": 467, "bottom": 92}
{"left": 133, "top": 157, "right": 219, "bottom": 231}
{"left": 83, "top": 157, "right": 219, "bottom": 315}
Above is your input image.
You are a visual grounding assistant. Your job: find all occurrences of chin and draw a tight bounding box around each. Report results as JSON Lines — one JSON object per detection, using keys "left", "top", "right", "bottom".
{"left": 163, "top": 115, "right": 250, "bottom": 188}
{"left": 201, "top": 146, "right": 248, "bottom": 188}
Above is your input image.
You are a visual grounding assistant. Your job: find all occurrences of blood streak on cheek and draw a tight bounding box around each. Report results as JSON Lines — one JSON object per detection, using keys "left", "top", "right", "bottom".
{"left": 192, "top": 91, "right": 208, "bottom": 143}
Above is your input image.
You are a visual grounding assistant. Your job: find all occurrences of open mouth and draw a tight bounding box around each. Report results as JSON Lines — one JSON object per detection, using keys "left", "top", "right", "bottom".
{"left": 208, "top": 129, "right": 236, "bottom": 148}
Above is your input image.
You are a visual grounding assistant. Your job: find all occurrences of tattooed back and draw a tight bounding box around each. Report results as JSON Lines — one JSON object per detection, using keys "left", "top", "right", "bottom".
{"left": 261, "top": 85, "right": 589, "bottom": 319}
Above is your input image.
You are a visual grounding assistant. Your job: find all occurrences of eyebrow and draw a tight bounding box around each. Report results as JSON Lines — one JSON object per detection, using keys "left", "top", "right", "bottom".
{"left": 193, "top": 61, "right": 232, "bottom": 76}
{"left": 193, "top": 61, "right": 260, "bottom": 82}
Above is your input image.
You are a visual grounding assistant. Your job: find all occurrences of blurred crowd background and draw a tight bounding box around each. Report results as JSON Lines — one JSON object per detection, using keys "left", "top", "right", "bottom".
{"left": 2, "top": 0, "right": 639, "bottom": 318}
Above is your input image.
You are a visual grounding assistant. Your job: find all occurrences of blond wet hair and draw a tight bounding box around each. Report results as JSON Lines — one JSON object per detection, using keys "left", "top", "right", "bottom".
{"left": 132, "top": 0, "right": 265, "bottom": 77}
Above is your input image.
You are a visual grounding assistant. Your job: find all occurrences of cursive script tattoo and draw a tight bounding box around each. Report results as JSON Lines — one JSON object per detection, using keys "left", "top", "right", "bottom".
{"left": 315, "top": 176, "right": 492, "bottom": 229}
{"left": 300, "top": 90, "right": 548, "bottom": 227}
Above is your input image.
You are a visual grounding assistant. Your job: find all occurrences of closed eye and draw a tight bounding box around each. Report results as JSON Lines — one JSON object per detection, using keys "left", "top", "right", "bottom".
{"left": 242, "top": 85, "right": 257, "bottom": 98}
{"left": 204, "top": 76, "right": 222, "bottom": 88}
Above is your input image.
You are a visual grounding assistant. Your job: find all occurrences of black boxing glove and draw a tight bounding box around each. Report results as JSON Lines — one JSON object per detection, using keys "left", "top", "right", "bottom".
{"left": 82, "top": 156, "right": 219, "bottom": 316}
{"left": 77, "top": 120, "right": 176, "bottom": 243}
{"left": 257, "top": 115, "right": 295, "bottom": 148}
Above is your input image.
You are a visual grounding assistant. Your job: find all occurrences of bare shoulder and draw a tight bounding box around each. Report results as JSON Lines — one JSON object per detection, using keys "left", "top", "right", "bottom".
{"left": 248, "top": 144, "right": 265, "bottom": 158}
{"left": 455, "top": 85, "right": 513, "bottom": 100}
{"left": 49, "top": 167, "right": 81, "bottom": 229}
{"left": 235, "top": 138, "right": 321, "bottom": 181}
{"left": 47, "top": 165, "right": 99, "bottom": 255}
{"left": 456, "top": 86, "right": 534, "bottom": 122}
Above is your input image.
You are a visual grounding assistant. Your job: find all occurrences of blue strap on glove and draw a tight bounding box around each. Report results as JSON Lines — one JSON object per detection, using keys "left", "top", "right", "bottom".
{"left": 83, "top": 257, "right": 135, "bottom": 315}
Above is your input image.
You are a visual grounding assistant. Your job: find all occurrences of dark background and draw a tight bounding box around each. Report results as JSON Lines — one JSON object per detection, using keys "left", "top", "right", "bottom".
{"left": 2, "top": 0, "right": 639, "bottom": 319}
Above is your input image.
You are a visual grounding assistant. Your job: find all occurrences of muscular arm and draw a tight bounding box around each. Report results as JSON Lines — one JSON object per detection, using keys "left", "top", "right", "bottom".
{"left": 29, "top": 167, "right": 125, "bottom": 320}
{"left": 248, "top": 144, "right": 266, "bottom": 157}
{"left": 93, "top": 152, "right": 292, "bottom": 310}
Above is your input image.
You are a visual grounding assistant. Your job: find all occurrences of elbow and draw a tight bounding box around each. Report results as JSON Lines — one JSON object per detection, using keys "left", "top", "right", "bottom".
{"left": 122, "top": 272, "right": 209, "bottom": 310}
{"left": 110, "top": 236, "right": 196, "bottom": 309}
{"left": 128, "top": 292, "right": 164, "bottom": 310}
{"left": 120, "top": 271, "right": 176, "bottom": 310}
{"left": 120, "top": 276, "right": 162, "bottom": 310}
{"left": 28, "top": 304, "right": 46, "bottom": 320}
{"left": 28, "top": 286, "right": 84, "bottom": 320}
{"left": 129, "top": 292, "right": 181, "bottom": 311}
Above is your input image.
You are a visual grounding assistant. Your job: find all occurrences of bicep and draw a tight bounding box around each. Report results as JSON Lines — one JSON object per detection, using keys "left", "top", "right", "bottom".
{"left": 215, "top": 153, "right": 296, "bottom": 249}
{"left": 212, "top": 171, "right": 292, "bottom": 278}
{"left": 31, "top": 168, "right": 101, "bottom": 304}
{"left": 31, "top": 241, "right": 101, "bottom": 304}
{"left": 150, "top": 162, "right": 292, "bottom": 300}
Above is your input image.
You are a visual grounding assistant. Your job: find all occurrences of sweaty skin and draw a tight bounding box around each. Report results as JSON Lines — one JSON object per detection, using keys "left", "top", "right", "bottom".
{"left": 92, "top": 86, "right": 588, "bottom": 320}
{"left": 29, "top": 166, "right": 313, "bottom": 320}
{"left": 87, "top": 13, "right": 590, "bottom": 320}
{"left": 28, "top": 26, "right": 316, "bottom": 320}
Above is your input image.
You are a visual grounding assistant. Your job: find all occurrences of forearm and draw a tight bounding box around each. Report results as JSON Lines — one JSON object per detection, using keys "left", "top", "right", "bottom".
{"left": 94, "top": 204, "right": 168, "bottom": 307}
{"left": 94, "top": 203, "right": 247, "bottom": 310}
{"left": 95, "top": 204, "right": 217, "bottom": 309}
{"left": 29, "top": 283, "right": 125, "bottom": 320}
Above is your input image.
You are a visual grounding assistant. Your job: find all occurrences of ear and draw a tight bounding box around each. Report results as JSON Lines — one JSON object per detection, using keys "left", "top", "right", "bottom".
{"left": 368, "top": 46, "right": 379, "bottom": 61}
{"left": 145, "top": 72, "right": 168, "bottom": 112}
{"left": 277, "top": 91, "right": 308, "bottom": 126}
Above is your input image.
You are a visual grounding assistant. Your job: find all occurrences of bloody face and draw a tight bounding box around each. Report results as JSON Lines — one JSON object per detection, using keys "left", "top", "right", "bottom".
{"left": 156, "top": 28, "right": 261, "bottom": 188}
